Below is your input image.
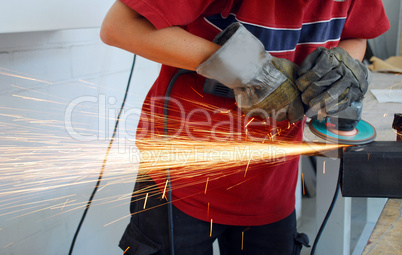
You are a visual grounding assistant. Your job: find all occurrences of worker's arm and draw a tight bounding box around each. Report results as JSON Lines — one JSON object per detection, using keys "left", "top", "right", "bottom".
{"left": 338, "top": 38, "right": 367, "bottom": 61}
{"left": 100, "top": 0, "right": 220, "bottom": 71}
{"left": 102, "top": 5, "right": 304, "bottom": 122}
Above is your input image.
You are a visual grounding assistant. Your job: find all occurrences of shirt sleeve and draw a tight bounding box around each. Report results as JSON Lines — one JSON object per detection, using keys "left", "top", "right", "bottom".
{"left": 120, "top": 0, "right": 232, "bottom": 29}
{"left": 341, "top": 0, "right": 390, "bottom": 39}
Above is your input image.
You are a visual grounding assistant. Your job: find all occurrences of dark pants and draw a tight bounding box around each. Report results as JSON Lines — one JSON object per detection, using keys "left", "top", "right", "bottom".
{"left": 119, "top": 176, "right": 309, "bottom": 255}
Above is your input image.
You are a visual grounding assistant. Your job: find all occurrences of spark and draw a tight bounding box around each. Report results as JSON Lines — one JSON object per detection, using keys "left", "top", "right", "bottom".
{"left": 0, "top": 76, "right": 348, "bottom": 228}
{"left": 97, "top": 183, "right": 110, "bottom": 192}
{"left": 143, "top": 193, "right": 149, "bottom": 209}
{"left": 302, "top": 173, "right": 305, "bottom": 195}
{"left": 78, "top": 79, "right": 105, "bottom": 90}
{"left": 262, "top": 135, "right": 268, "bottom": 144}
{"left": 10, "top": 84, "right": 65, "bottom": 101}
{"left": 189, "top": 85, "right": 204, "bottom": 98}
{"left": 241, "top": 231, "right": 244, "bottom": 250}
{"left": 207, "top": 202, "right": 210, "bottom": 219}
{"left": 226, "top": 175, "right": 260, "bottom": 190}
{"left": 12, "top": 94, "right": 66, "bottom": 106}
{"left": 219, "top": 109, "right": 231, "bottom": 114}
{"left": 245, "top": 118, "right": 255, "bottom": 128}
{"left": 323, "top": 160, "right": 326, "bottom": 174}
{"left": 123, "top": 246, "right": 130, "bottom": 254}
{"left": 204, "top": 178, "right": 209, "bottom": 194}
{"left": 0, "top": 70, "right": 52, "bottom": 84}
{"left": 104, "top": 213, "right": 132, "bottom": 227}
{"left": 210, "top": 219, "right": 213, "bottom": 237}
{"left": 3, "top": 242, "right": 14, "bottom": 249}
{"left": 162, "top": 180, "right": 168, "bottom": 200}
{"left": 244, "top": 157, "right": 252, "bottom": 178}
{"left": 61, "top": 199, "right": 69, "bottom": 211}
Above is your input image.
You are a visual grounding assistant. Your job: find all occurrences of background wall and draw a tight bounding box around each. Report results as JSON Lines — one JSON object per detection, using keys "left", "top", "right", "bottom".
{"left": 0, "top": 28, "right": 160, "bottom": 254}
{"left": 368, "top": 0, "right": 402, "bottom": 59}
{"left": 0, "top": 0, "right": 114, "bottom": 33}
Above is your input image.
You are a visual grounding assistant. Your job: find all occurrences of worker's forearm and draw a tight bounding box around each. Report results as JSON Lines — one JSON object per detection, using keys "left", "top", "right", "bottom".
{"left": 338, "top": 38, "right": 367, "bottom": 61}
{"left": 101, "top": 1, "right": 367, "bottom": 71}
{"left": 100, "top": 0, "right": 220, "bottom": 71}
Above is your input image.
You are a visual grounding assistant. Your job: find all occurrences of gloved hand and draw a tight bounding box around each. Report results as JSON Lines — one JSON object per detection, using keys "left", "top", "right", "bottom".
{"left": 296, "top": 47, "right": 371, "bottom": 118}
{"left": 196, "top": 22, "right": 304, "bottom": 123}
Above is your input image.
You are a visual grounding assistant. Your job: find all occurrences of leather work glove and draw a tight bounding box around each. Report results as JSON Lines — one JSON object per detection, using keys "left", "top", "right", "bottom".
{"left": 196, "top": 22, "right": 304, "bottom": 123}
{"left": 296, "top": 47, "right": 372, "bottom": 119}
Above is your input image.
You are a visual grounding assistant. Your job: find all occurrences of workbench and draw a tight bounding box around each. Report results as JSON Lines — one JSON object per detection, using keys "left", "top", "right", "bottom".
{"left": 363, "top": 199, "right": 402, "bottom": 254}
{"left": 303, "top": 72, "right": 402, "bottom": 255}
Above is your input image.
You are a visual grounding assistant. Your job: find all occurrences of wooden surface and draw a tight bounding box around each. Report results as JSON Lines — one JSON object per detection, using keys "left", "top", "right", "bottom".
{"left": 363, "top": 199, "right": 402, "bottom": 255}
{"left": 356, "top": 73, "right": 402, "bottom": 254}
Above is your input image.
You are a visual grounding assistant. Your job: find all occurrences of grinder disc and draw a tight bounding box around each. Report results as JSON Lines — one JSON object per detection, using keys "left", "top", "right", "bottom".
{"left": 309, "top": 118, "right": 376, "bottom": 145}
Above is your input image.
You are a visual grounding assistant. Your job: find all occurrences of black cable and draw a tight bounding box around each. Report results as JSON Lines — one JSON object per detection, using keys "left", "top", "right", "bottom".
{"left": 308, "top": 156, "right": 317, "bottom": 173}
{"left": 68, "top": 54, "right": 137, "bottom": 255}
{"left": 310, "top": 156, "right": 343, "bottom": 255}
{"left": 163, "top": 69, "right": 195, "bottom": 255}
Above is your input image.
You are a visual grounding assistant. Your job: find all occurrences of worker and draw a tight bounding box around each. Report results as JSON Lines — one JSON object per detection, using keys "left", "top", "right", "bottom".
{"left": 100, "top": 1, "right": 389, "bottom": 254}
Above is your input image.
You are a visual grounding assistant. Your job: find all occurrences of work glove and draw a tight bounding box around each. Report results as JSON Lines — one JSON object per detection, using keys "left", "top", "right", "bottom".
{"left": 196, "top": 22, "right": 304, "bottom": 123}
{"left": 296, "top": 47, "right": 371, "bottom": 120}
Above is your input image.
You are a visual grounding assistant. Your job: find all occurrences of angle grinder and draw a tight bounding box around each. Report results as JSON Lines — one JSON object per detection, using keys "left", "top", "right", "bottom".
{"left": 203, "top": 78, "right": 376, "bottom": 145}
{"left": 308, "top": 101, "right": 376, "bottom": 145}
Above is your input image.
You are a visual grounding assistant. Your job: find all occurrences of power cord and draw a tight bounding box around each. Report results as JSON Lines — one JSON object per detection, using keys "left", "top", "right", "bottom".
{"left": 163, "top": 69, "right": 195, "bottom": 255}
{"left": 310, "top": 156, "right": 343, "bottom": 255}
{"left": 68, "top": 54, "right": 137, "bottom": 255}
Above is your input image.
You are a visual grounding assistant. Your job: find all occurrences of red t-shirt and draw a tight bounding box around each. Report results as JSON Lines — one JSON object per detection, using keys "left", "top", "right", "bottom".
{"left": 121, "top": 0, "right": 389, "bottom": 226}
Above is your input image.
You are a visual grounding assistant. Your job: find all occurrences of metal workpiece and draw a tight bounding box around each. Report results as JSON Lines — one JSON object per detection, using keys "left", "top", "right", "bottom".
{"left": 340, "top": 141, "right": 402, "bottom": 198}
{"left": 392, "top": 113, "right": 402, "bottom": 141}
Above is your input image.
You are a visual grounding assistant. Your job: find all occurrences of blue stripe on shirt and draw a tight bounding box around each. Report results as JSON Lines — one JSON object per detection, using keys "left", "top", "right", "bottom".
{"left": 299, "top": 18, "right": 346, "bottom": 44}
{"left": 204, "top": 14, "right": 346, "bottom": 52}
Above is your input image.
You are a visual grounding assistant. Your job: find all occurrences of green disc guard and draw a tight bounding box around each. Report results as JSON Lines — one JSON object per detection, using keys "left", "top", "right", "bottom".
{"left": 309, "top": 118, "right": 376, "bottom": 145}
